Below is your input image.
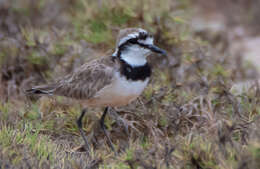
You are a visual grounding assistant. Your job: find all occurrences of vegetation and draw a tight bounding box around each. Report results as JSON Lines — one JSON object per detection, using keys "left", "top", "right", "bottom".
{"left": 0, "top": 0, "right": 259, "bottom": 168}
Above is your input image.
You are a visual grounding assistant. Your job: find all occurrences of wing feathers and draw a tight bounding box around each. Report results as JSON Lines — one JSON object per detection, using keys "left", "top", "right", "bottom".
{"left": 26, "top": 56, "right": 116, "bottom": 100}
{"left": 25, "top": 84, "right": 56, "bottom": 95}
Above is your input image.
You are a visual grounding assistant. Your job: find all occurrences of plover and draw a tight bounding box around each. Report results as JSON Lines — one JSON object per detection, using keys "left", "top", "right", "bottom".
{"left": 26, "top": 28, "right": 167, "bottom": 153}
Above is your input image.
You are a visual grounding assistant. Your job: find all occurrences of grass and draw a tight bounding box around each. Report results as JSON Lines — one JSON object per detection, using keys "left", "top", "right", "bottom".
{"left": 0, "top": 122, "right": 56, "bottom": 167}
{"left": 0, "top": 0, "right": 260, "bottom": 168}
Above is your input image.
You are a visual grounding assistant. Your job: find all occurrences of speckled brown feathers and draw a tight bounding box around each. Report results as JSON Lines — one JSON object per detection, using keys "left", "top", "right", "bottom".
{"left": 28, "top": 56, "right": 117, "bottom": 100}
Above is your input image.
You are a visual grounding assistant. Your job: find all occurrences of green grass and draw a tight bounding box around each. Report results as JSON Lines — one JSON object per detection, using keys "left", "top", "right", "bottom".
{"left": 0, "top": 122, "right": 56, "bottom": 166}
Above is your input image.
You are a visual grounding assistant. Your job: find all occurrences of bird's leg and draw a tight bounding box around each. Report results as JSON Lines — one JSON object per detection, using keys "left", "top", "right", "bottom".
{"left": 76, "top": 108, "right": 91, "bottom": 153}
{"left": 100, "top": 107, "right": 116, "bottom": 153}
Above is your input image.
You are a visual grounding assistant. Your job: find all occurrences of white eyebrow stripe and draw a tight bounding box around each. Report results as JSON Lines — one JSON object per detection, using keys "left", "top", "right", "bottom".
{"left": 118, "top": 30, "right": 148, "bottom": 46}
{"left": 118, "top": 32, "right": 139, "bottom": 46}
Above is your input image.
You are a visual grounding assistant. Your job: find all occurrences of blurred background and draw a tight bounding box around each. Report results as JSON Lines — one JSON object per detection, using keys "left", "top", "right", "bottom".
{"left": 0, "top": 0, "right": 259, "bottom": 168}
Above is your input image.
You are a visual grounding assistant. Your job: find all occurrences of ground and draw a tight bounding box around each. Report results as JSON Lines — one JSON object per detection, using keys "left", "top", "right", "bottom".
{"left": 0, "top": 0, "right": 260, "bottom": 168}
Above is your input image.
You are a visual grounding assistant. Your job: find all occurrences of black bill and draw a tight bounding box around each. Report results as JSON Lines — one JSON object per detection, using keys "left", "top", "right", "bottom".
{"left": 146, "top": 44, "right": 167, "bottom": 55}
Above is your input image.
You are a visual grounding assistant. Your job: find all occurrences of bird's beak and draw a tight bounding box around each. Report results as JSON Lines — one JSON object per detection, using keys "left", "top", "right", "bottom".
{"left": 147, "top": 44, "right": 167, "bottom": 55}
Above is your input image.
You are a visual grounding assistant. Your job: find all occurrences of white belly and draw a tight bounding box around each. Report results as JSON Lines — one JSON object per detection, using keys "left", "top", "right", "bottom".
{"left": 87, "top": 72, "right": 149, "bottom": 107}
{"left": 112, "top": 72, "right": 149, "bottom": 97}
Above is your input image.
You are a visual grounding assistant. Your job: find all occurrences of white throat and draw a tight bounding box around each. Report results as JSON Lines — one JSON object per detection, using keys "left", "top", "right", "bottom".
{"left": 118, "top": 45, "right": 150, "bottom": 66}
{"left": 121, "top": 53, "right": 147, "bottom": 66}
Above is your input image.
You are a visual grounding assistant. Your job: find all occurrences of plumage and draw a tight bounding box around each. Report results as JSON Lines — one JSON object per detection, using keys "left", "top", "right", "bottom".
{"left": 116, "top": 28, "right": 147, "bottom": 46}
{"left": 27, "top": 56, "right": 115, "bottom": 101}
{"left": 52, "top": 56, "right": 115, "bottom": 100}
{"left": 26, "top": 28, "right": 162, "bottom": 107}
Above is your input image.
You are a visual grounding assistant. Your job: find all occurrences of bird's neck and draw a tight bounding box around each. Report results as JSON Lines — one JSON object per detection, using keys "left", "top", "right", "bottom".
{"left": 118, "top": 57, "right": 151, "bottom": 81}
{"left": 112, "top": 46, "right": 151, "bottom": 81}
{"left": 120, "top": 52, "right": 147, "bottom": 67}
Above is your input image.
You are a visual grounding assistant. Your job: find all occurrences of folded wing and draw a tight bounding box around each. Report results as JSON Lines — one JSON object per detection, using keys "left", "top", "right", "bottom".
{"left": 26, "top": 57, "right": 114, "bottom": 100}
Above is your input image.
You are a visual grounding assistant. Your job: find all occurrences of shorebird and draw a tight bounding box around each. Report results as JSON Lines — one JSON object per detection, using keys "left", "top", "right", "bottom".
{"left": 26, "top": 28, "right": 167, "bottom": 153}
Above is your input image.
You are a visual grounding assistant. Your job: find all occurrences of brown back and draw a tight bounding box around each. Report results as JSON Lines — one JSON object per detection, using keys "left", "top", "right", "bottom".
{"left": 53, "top": 56, "right": 117, "bottom": 100}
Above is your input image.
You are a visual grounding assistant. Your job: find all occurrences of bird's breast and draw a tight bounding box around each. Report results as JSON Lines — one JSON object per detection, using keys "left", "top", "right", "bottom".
{"left": 86, "top": 72, "right": 149, "bottom": 107}
{"left": 113, "top": 72, "right": 149, "bottom": 97}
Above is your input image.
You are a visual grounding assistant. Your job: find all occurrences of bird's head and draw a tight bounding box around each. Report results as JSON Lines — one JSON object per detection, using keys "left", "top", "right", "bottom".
{"left": 112, "top": 28, "right": 167, "bottom": 66}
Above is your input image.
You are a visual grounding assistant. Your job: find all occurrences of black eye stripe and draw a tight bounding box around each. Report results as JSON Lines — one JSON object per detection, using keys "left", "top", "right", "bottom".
{"left": 119, "top": 32, "right": 152, "bottom": 47}
{"left": 118, "top": 37, "right": 138, "bottom": 48}
{"left": 128, "top": 38, "right": 138, "bottom": 44}
{"left": 116, "top": 32, "right": 153, "bottom": 57}
{"left": 119, "top": 34, "right": 151, "bottom": 47}
{"left": 119, "top": 38, "right": 149, "bottom": 49}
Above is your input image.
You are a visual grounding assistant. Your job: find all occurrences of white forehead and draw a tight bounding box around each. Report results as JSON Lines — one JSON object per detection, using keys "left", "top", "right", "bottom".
{"left": 118, "top": 28, "right": 150, "bottom": 46}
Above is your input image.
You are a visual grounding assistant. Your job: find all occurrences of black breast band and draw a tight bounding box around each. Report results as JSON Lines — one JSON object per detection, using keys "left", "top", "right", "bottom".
{"left": 119, "top": 59, "right": 151, "bottom": 81}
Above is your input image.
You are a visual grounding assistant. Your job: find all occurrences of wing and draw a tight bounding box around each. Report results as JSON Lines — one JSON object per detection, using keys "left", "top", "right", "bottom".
{"left": 52, "top": 56, "right": 115, "bottom": 100}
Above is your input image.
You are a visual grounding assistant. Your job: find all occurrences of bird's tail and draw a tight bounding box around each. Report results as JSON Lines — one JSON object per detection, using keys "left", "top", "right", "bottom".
{"left": 25, "top": 84, "right": 56, "bottom": 95}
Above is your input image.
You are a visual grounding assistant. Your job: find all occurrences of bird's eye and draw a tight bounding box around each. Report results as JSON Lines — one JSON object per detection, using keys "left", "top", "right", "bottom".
{"left": 139, "top": 32, "right": 147, "bottom": 40}
{"left": 128, "top": 38, "right": 138, "bottom": 44}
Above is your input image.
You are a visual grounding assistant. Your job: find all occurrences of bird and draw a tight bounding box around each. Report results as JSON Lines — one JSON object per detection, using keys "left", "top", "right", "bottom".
{"left": 26, "top": 28, "right": 167, "bottom": 153}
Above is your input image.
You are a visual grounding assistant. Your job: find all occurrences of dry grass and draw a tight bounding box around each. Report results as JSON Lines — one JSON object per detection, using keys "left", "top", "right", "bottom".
{"left": 0, "top": 0, "right": 260, "bottom": 168}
